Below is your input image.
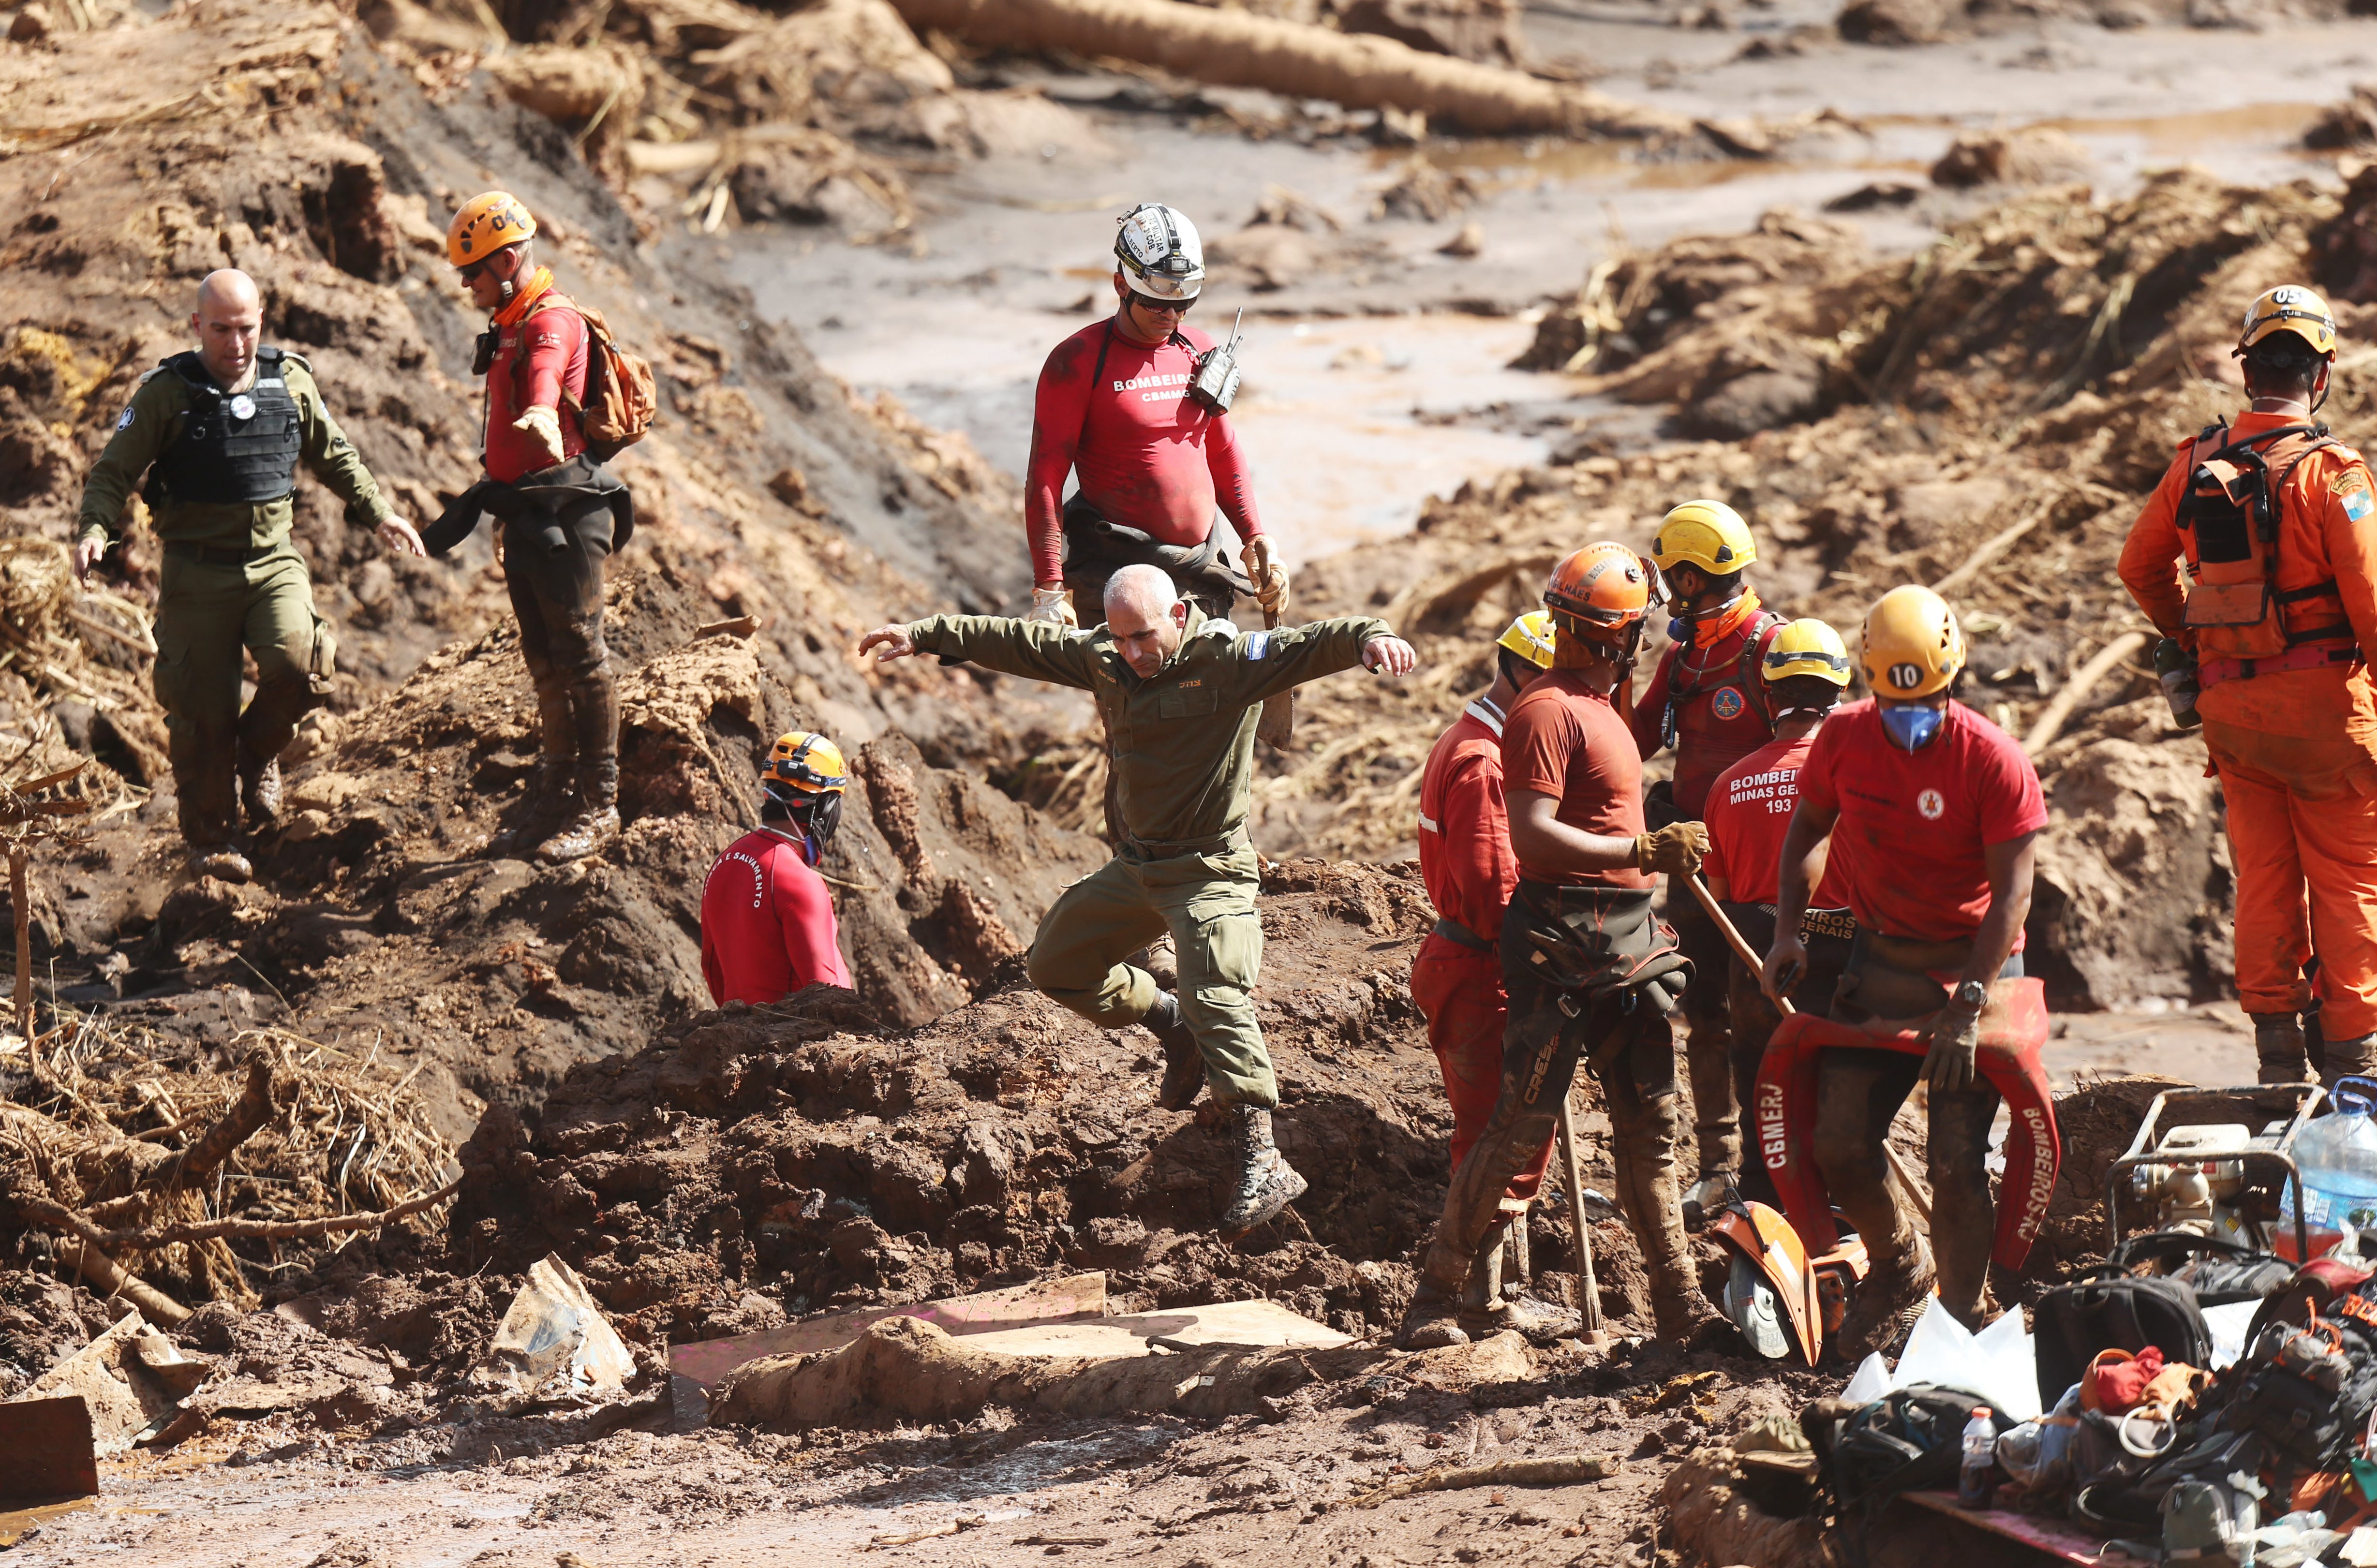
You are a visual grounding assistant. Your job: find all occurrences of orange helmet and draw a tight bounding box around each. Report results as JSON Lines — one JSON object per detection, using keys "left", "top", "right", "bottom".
{"left": 446, "top": 192, "right": 537, "bottom": 268}
{"left": 1543, "top": 543, "right": 1657, "bottom": 643}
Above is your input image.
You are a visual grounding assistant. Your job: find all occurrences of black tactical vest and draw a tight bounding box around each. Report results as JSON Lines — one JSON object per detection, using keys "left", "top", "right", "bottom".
{"left": 144, "top": 347, "right": 303, "bottom": 507}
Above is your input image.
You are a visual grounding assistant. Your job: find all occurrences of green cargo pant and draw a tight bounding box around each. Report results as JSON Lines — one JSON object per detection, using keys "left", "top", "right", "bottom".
{"left": 151, "top": 543, "right": 322, "bottom": 847}
{"left": 1025, "top": 843, "right": 1274, "bottom": 1109}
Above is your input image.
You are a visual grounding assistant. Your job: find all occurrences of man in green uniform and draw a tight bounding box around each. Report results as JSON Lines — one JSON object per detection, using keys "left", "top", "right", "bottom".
{"left": 73, "top": 269, "right": 423, "bottom": 882}
{"left": 860, "top": 564, "right": 1416, "bottom": 1236}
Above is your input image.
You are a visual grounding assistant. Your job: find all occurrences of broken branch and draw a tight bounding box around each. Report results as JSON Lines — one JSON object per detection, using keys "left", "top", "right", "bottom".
{"left": 93, "top": 1178, "right": 461, "bottom": 1248}
{"left": 1350, "top": 1452, "right": 1623, "bottom": 1508}
{"left": 2022, "top": 631, "right": 2150, "bottom": 757}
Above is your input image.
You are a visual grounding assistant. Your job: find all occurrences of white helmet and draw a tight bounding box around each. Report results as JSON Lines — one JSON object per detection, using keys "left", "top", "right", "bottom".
{"left": 1114, "top": 203, "right": 1204, "bottom": 303}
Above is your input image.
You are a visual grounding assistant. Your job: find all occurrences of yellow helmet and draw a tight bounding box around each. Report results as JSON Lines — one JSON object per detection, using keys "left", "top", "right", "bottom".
{"left": 763, "top": 731, "right": 849, "bottom": 796}
{"left": 1762, "top": 618, "right": 1852, "bottom": 687}
{"left": 1860, "top": 586, "right": 1965, "bottom": 699}
{"left": 446, "top": 191, "right": 538, "bottom": 268}
{"left": 1651, "top": 499, "right": 1757, "bottom": 577}
{"left": 1496, "top": 609, "right": 1557, "bottom": 671}
{"left": 2236, "top": 284, "right": 2338, "bottom": 358}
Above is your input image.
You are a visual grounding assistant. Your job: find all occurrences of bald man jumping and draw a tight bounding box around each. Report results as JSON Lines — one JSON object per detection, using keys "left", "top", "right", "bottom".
{"left": 74, "top": 269, "right": 423, "bottom": 883}
{"left": 860, "top": 566, "right": 1416, "bottom": 1238}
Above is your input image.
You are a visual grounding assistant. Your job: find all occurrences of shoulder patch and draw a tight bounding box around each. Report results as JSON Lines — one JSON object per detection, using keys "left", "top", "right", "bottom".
{"left": 2333, "top": 467, "right": 2369, "bottom": 496}
{"left": 114, "top": 404, "right": 135, "bottom": 431}
{"left": 1244, "top": 629, "right": 1271, "bottom": 661}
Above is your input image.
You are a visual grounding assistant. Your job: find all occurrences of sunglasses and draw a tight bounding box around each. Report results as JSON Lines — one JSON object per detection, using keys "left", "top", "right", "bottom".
{"left": 459, "top": 254, "right": 509, "bottom": 283}
{"left": 1129, "top": 290, "right": 1194, "bottom": 315}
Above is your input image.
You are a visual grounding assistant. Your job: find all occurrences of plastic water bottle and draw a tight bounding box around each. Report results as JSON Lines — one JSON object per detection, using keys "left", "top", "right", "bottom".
{"left": 2154, "top": 639, "right": 2201, "bottom": 730}
{"left": 1959, "top": 1406, "right": 1995, "bottom": 1509}
{"left": 2280, "top": 1105, "right": 2377, "bottom": 1259}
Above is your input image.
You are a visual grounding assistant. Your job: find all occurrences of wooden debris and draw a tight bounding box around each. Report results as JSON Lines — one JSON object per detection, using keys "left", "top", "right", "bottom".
{"left": 1349, "top": 1452, "right": 1623, "bottom": 1508}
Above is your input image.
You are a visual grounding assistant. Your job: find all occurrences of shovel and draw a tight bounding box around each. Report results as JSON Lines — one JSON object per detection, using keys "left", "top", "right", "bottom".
{"left": 1255, "top": 602, "right": 1294, "bottom": 750}
{"left": 1558, "top": 1090, "right": 1606, "bottom": 1338}
{"left": 1686, "top": 874, "right": 1931, "bottom": 1225}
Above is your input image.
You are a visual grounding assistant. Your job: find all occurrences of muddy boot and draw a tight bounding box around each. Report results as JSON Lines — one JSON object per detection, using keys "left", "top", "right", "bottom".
{"left": 236, "top": 742, "right": 282, "bottom": 829}
{"left": 1396, "top": 1275, "right": 1469, "bottom": 1350}
{"left": 2324, "top": 1031, "right": 2377, "bottom": 1086}
{"left": 1835, "top": 1217, "right": 1936, "bottom": 1360}
{"left": 492, "top": 755, "right": 575, "bottom": 856}
{"left": 2254, "top": 1012, "right": 2309, "bottom": 1085}
{"left": 1682, "top": 1170, "right": 1739, "bottom": 1229}
{"left": 1217, "top": 1104, "right": 1307, "bottom": 1240}
{"left": 1143, "top": 990, "right": 1205, "bottom": 1111}
{"left": 1459, "top": 1219, "right": 1581, "bottom": 1345}
{"left": 538, "top": 761, "right": 620, "bottom": 864}
{"left": 190, "top": 844, "right": 253, "bottom": 885}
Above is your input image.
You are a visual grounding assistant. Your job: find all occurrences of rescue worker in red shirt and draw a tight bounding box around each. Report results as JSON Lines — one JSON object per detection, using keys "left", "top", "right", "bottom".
{"left": 1022, "top": 203, "right": 1287, "bottom": 628}
{"left": 1762, "top": 586, "right": 2046, "bottom": 1349}
{"left": 1399, "top": 545, "right": 1716, "bottom": 1349}
{"left": 1411, "top": 609, "right": 1578, "bottom": 1341}
{"left": 701, "top": 732, "right": 854, "bottom": 1006}
{"left": 1631, "top": 501, "right": 1787, "bottom": 1220}
{"left": 2117, "top": 286, "right": 2377, "bottom": 1085}
{"left": 1696, "top": 617, "right": 1857, "bottom": 1208}
{"left": 423, "top": 192, "right": 635, "bottom": 864}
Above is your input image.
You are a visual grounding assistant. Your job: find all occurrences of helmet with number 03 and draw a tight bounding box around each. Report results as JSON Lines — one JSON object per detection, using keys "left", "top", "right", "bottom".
{"left": 1651, "top": 499, "right": 1758, "bottom": 577}
{"left": 1543, "top": 543, "right": 1658, "bottom": 644}
{"left": 2235, "top": 284, "right": 2339, "bottom": 358}
{"left": 1114, "top": 203, "right": 1205, "bottom": 303}
{"left": 1761, "top": 618, "right": 1853, "bottom": 688}
{"left": 1859, "top": 586, "right": 1965, "bottom": 699}
{"left": 1496, "top": 609, "right": 1558, "bottom": 671}
{"left": 446, "top": 192, "right": 537, "bottom": 268}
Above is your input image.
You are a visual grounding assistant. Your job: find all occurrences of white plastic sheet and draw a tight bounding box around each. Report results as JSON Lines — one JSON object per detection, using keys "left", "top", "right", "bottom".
{"left": 1837, "top": 1298, "right": 2043, "bottom": 1421}
{"left": 2203, "top": 1299, "right": 2259, "bottom": 1371}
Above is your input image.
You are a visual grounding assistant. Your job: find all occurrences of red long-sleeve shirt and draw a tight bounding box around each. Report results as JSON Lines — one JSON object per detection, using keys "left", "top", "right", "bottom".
{"left": 699, "top": 828, "right": 851, "bottom": 1006}
{"left": 1629, "top": 610, "right": 1782, "bottom": 821}
{"left": 483, "top": 294, "right": 588, "bottom": 484}
{"left": 1024, "top": 316, "right": 1263, "bottom": 586}
{"left": 1418, "top": 698, "right": 1520, "bottom": 943}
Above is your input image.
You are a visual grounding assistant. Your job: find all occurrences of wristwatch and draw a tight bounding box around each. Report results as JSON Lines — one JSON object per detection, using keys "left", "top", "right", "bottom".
{"left": 1953, "top": 979, "right": 1990, "bottom": 1010}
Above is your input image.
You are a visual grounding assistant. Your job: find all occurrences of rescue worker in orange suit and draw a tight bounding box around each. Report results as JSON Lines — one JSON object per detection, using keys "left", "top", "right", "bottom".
{"left": 1762, "top": 587, "right": 2046, "bottom": 1350}
{"left": 421, "top": 192, "right": 635, "bottom": 865}
{"left": 1022, "top": 203, "right": 1287, "bottom": 629}
{"left": 1696, "top": 617, "right": 1857, "bottom": 1208}
{"left": 1632, "top": 501, "right": 1787, "bottom": 1219}
{"left": 1411, "top": 609, "right": 1578, "bottom": 1342}
{"left": 1400, "top": 546, "right": 1717, "bottom": 1349}
{"left": 700, "top": 732, "right": 854, "bottom": 1006}
{"left": 2118, "top": 285, "right": 2377, "bottom": 1086}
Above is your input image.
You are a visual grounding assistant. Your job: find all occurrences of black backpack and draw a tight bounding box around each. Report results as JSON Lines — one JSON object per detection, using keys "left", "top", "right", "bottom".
{"left": 2034, "top": 1270, "right": 2213, "bottom": 1407}
{"left": 2073, "top": 1425, "right": 2264, "bottom": 1534}
{"left": 1815, "top": 1384, "right": 2000, "bottom": 1514}
{"left": 2106, "top": 1232, "right": 2294, "bottom": 1309}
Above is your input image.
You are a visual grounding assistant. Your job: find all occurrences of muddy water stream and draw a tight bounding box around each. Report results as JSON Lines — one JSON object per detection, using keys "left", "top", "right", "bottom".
{"left": 728, "top": 13, "right": 2377, "bottom": 587}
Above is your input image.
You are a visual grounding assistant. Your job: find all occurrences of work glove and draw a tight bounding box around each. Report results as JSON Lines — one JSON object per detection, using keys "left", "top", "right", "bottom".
{"left": 1921, "top": 999, "right": 1985, "bottom": 1094}
{"left": 1634, "top": 821, "right": 1708, "bottom": 877}
{"left": 1025, "top": 585, "right": 1078, "bottom": 628}
{"left": 513, "top": 403, "right": 565, "bottom": 469}
{"left": 1243, "top": 533, "right": 1290, "bottom": 619}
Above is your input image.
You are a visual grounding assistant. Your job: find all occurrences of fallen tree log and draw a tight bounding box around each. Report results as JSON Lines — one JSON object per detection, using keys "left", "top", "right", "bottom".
{"left": 1350, "top": 1452, "right": 1623, "bottom": 1507}
{"left": 884, "top": 0, "right": 1685, "bottom": 138}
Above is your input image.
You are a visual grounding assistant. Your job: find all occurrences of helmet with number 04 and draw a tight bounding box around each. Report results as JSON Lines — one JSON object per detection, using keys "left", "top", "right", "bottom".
{"left": 1114, "top": 203, "right": 1205, "bottom": 303}
{"left": 1859, "top": 586, "right": 1965, "bottom": 699}
{"left": 1762, "top": 618, "right": 1853, "bottom": 687}
{"left": 1543, "top": 543, "right": 1658, "bottom": 643}
{"left": 2235, "top": 284, "right": 2338, "bottom": 358}
{"left": 446, "top": 192, "right": 537, "bottom": 268}
{"left": 1652, "top": 499, "right": 1757, "bottom": 577}
{"left": 1496, "top": 609, "right": 1557, "bottom": 671}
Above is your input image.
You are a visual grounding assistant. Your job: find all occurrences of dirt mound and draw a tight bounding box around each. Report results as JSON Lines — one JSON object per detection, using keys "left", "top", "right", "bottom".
{"left": 437, "top": 858, "right": 1657, "bottom": 1347}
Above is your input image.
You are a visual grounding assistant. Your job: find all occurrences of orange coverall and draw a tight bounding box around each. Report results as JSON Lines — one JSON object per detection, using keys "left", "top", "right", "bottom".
{"left": 2118, "top": 410, "right": 2377, "bottom": 1042}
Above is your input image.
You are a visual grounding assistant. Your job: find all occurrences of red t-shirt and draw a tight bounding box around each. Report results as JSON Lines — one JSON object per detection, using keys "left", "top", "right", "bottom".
{"left": 484, "top": 295, "right": 589, "bottom": 484}
{"left": 1418, "top": 698, "right": 1518, "bottom": 943}
{"left": 699, "top": 828, "right": 852, "bottom": 1006}
{"left": 1500, "top": 669, "right": 1653, "bottom": 890}
{"left": 1700, "top": 731, "right": 1854, "bottom": 909}
{"left": 1629, "top": 612, "right": 1781, "bottom": 819}
{"left": 1797, "top": 699, "right": 2047, "bottom": 946}
{"left": 1023, "top": 317, "right": 1264, "bottom": 584}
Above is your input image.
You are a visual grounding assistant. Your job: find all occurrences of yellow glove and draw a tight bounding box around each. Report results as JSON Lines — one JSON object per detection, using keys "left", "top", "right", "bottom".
{"left": 1025, "top": 585, "right": 1078, "bottom": 628}
{"left": 512, "top": 404, "right": 565, "bottom": 470}
{"left": 1634, "top": 821, "right": 1709, "bottom": 876}
{"left": 1243, "top": 533, "right": 1290, "bottom": 619}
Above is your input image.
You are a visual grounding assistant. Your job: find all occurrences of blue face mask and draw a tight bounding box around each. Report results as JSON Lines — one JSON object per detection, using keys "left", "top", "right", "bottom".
{"left": 1880, "top": 701, "right": 1944, "bottom": 752}
{"left": 1667, "top": 617, "right": 1690, "bottom": 642}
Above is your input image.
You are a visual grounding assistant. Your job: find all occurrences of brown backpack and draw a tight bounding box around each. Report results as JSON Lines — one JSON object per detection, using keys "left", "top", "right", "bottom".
{"left": 552, "top": 301, "right": 656, "bottom": 462}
